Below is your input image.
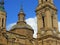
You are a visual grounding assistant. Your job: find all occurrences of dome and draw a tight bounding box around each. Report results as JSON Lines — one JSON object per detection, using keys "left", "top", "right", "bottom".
{"left": 10, "top": 23, "right": 33, "bottom": 31}
{"left": 10, "top": 6, "right": 34, "bottom": 33}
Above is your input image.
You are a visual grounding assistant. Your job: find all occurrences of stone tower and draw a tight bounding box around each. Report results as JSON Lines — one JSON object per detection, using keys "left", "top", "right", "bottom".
{"left": 36, "top": 0, "right": 58, "bottom": 38}
{"left": 0, "top": 0, "right": 7, "bottom": 45}
{"left": 36, "top": 0, "right": 60, "bottom": 45}
{"left": 0, "top": 0, "right": 6, "bottom": 31}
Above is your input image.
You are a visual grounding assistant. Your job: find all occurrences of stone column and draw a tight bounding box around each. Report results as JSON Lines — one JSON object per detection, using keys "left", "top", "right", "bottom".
{"left": 45, "top": 8, "right": 52, "bottom": 29}
{"left": 53, "top": 13, "right": 58, "bottom": 32}
{"left": 37, "top": 12, "right": 43, "bottom": 38}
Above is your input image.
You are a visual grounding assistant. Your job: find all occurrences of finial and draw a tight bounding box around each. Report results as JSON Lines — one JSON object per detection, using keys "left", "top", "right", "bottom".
{"left": 19, "top": 0, "right": 24, "bottom": 13}
{"left": 19, "top": 4, "right": 24, "bottom": 14}
{"left": 0, "top": 0, "right": 5, "bottom": 11}
{"left": 0, "top": 0, "right": 4, "bottom": 4}
{"left": 20, "top": 5, "right": 23, "bottom": 12}
{"left": 1, "top": 0, "right": 4, "bottom": 2}
{"left": 0, "top": 0, "right": 4, "bottom": 6}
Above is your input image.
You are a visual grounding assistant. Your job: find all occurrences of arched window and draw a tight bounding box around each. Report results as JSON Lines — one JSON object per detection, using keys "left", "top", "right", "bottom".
{"left": 51, "top": 11, "right": 54, "bottom": 27}
{"left": 41, "top": 0, "right": 43, "bottom": 3}
{"left": 2, "top": 18, "right": 4, "bottom": 27}
{"left": 42, "top": 16, "right": 45, "bottom": 27}
{"left": 51, "top": 16, "right": 53, "bottom": 27}
{"left": 46, "top": 0, "right": 47, "bottom": 1}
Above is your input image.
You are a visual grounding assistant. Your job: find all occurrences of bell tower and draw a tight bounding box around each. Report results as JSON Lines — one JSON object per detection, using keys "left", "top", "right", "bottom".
{"left": 36, "top": 0, "right": 58, "bottom": 38}
{"left": 0, "top": 0, "right": 6, "bottom": 31}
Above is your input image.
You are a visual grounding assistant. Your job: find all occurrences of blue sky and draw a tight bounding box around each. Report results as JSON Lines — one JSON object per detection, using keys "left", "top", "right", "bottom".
{"left": 4, "top": 0, "right": 60, "bottom": 26}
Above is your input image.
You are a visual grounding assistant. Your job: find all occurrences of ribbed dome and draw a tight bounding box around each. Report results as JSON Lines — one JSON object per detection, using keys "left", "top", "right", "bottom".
{"left": 11, "top": 23, "right": 33, "bottom": 31}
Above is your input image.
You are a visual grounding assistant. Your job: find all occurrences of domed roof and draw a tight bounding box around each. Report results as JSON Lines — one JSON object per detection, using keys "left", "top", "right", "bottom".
{"left": 11, "top": 23, "right": 33, "bottom": 31}
{"left": 10, "top": 6, "right": 34, "bottom": 32}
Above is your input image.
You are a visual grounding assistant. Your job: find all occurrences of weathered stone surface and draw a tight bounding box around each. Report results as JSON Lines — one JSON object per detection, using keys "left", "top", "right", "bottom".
{"left": 0, "top": 0, "right": 60, "bottom": 45}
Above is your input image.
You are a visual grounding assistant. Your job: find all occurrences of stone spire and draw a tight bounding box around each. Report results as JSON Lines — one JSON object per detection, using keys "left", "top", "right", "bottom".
{"left": 0, "top": 0, "right": 5, "bottom": 11}
{"left": 17, "top": 5, "right": 25, "bottom": 24}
